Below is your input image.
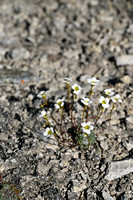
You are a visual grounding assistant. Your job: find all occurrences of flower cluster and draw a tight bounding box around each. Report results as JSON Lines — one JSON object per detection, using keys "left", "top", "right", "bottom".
{"left": 38, "top": 77, "right": 122, "bottom": 148}
{"left": 99, "top": 89, "right": 122, "bottom": 110}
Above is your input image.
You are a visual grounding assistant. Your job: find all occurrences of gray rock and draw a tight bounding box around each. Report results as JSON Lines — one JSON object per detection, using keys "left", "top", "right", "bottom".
{"left": 0, "top": 0, "right": 132, "bottom": 199}
{"left": 102, "top": 191, "right": 115, "bottom": 200}
{"left": 105, "top": 159, "right": 133, "bottom": 181}
{"left": 0, "top": 37, "right": 20, "bottom": 48}
{"left": 12, "top": 47, "right": 30, "bottom": 60}
{"left": 127, "top": 47, "right": 133, "bottom": 54}
{"left": 86, "top": 189, "right": 97, "bottom": 200}
{"left": 89, "top": 0, "right": 98, "bottom": 6}
{"left": 0, "top": 48, "right": 6, "bottom": 58}
{"left": 0, "top": 64, "right": 3, "bottom": 69}
{"left": 126, "top": 115, "right": 133, "bottom": 129}
{"left": 125, "top": 141, "right": 133, "bottom": 151}
{"left": 121, "top": 75, "right": 131, "bottom": 84}
{"left": 71, "top": 180, "right": 86, "bottom": 193}
{"left": 116, "top": 55, "right": 133, "bottom": 66}
{"left": 66, "top": 191, "right": 80, "bottom": 200}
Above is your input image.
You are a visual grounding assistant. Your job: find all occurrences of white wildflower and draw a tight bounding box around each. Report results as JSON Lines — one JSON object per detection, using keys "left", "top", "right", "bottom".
{"left": 99, "top": 96, "right": 109, "bottom": 109}
{"left": 43, "top": 127, "right": 54, "bottom": 136}
{"left": 87, "top": 77, "right": 99, "bottom": 86}
{"left": 63, "top": 78, "right": 72, "bottom": 85}
{"left": 104, "top": 89, "right": 114, "bottom": 96}
{"left": 55, "top": 98, "right": 64, "bottom": 109}
{"left": 39, "top": 110, "right": 49, "bottom": 118}
{"left": 37, "top": 91, "right": 47, "bottom": 98}
{"left": 81, "top": 121, "right": 93, "bottom": 135}
{"left": 81, "top": 97, "right": 93, "bottom": 106}
{"left": 72, "top": 83, "right": 81, "bottom": 95}
{"left": 111, "top": 94, "right": 122, "bottom": 103}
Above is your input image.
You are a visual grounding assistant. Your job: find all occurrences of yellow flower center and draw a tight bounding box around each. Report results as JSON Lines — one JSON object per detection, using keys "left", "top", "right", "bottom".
{"left": 58, "top": 101, "right": 62, "bottom": 106}
{"left": 75, "top": 86, "right": 79, "bottom": 91}
{"left": 102, "top": 100, "right": 106, "bottom": 104}
{"left": 85, "top": 100, "right": 89, "bottom": 103}
{"left": 48, "top": 130, "right": 52, "bottom": 134}
{"left": 85, "top": 125, "right": 90, "bottom": 130}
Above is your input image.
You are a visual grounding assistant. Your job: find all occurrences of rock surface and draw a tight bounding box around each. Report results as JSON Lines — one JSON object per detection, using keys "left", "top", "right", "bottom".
{"left": 105, "top": 159, "right": 133, "bottom": 181}
{"left": 116, "top": 55, "right": 133, "bottom": 66}
{"left": 102, "top": 191, "right": 115, "bottom": 200}
{"left": 0, "top": 0, "right": 133, "bottom": 199}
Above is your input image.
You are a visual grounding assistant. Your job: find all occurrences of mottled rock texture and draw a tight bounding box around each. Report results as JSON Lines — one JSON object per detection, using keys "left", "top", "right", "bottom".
{"left": 0, "top": 0, "right": 133, "bottom": 199}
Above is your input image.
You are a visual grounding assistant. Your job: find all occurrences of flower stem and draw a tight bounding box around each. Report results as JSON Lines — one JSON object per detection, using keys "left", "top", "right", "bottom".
{"left": 95, "top": 105, "right": 102, "bottom": 125}
{"left": 46, "top": 118, "right": 51, "bottom": 127}
{"left": 60, "top": 107, "right": 64, "bottom": 134}
{"left": 82, "top": 105, "right": 86, "bottom": 122}
{"left": 95, "top": 111, "right": 103, "bottom": 125}
{"left": 43, "top": 96, "right": 48, "bottom": 106}
{"left": 85, "top": 86, "right": 93, "bottom": 121}
{"left": 53, "top": 133, "right": 60, "bottom": 143}
{"left": 86, "top": 106, "right": 90, "bottom": 122}
{"left": 43, "top": 95, "right": 60, "bottom": 126}
{"left": 86, "top": 134, "right": 90, "bottom": 148}
{"left": 0, "top": 173, "right": 3, "bottom": 184}
{"left": 110, "top": 103, "right": 115, "bottom": 118}
{"left": 61, "top": 107, "right": 64, "bottom": 125}
{"left": 107, "top": 102, "right": 115, "bottom": 122}
{"left": 88, "top": 85, "right": 93, "bottom": 99}
{"left": 67, "top": 85, "right": 77, "bottom": 129}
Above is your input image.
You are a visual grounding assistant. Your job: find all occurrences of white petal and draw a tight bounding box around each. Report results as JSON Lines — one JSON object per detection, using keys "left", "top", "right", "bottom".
{"left": 43, "top": 131, "right": 47, "bottom": 136}
{"left": 90, "top": 125, "right": 94, "bottom": 130}
{"left": 86, "top": 121, "right": 91, "bottom": 126}
{"left": 102, "top": 103, "right": 109, "bottom": 108}
{"left": 81, "top": 122, "right": 86, "bottom": 127}
{"left": 83, "top": 128, "right": 91, "bottom": 134}
{"left": 116, "top": 94, "right": 120, "bottom": 98}
{"left": 87, "top": 78, "right": 91, "bottom": 83}
{"left": 99, "top": 96, "right": 105, "bottom": 103}
{"left": 105, "top": 98, "right": 109, "bottom": 104}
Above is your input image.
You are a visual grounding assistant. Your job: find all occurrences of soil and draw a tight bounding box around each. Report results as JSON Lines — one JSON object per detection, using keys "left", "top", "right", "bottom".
{"left": 0, "top": 0, "right": 133, "bottom": 199}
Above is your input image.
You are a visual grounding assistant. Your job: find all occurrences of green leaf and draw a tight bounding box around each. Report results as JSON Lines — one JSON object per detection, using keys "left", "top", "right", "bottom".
{"left": 89, "top": 131, "right": 96, "bottom": 146}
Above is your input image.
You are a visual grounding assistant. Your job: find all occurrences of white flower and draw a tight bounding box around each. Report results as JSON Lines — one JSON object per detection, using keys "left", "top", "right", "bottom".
{"left": 37, "top": 91, "right": 47, "bottom": 98}
{"left": 72, "top": 83, "right": 81, "bottom": 95}
{"left": 39, "top": 110, "right": 49, "bottom": 118}
{"left": 81, "top": 121, "right": 93, "bottom": 135}
{"left": 104, "top": 89, "right": 114, "bottom": 96}
{"left": 43, "top": 127, "right": 54, "bottom": 136}
{"left": 99, "top": 96, "right": 109, "bottom": 109}
{"left": 55, "top": 98, "right": 64, "bottom": 109}
{"left": 81, "top": 97, "right": 93, "bottom": 106}
{"left": 111, "top": 94, "right": 122, "bottom": 103}
{"left": 63, "top": 78, "right": 72, "bottom": 85}
{"left": 87, "top": 77, "right": 99, "bottom": 86}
